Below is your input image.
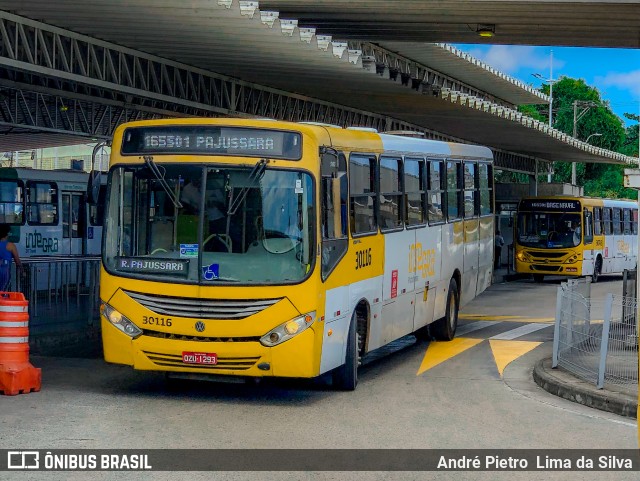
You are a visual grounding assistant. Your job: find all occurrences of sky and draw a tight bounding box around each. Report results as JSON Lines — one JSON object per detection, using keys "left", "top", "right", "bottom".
{"left": 454, "top": 44, "right": 640, "bottom": 127}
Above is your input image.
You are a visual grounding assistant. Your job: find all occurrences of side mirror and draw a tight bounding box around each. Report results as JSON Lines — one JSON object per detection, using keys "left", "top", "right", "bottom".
{"left": 87, "top": 141, "right": 109, "bottom": 205}
{"left": 87, "top": 171, "right": 102, "bottom": 205}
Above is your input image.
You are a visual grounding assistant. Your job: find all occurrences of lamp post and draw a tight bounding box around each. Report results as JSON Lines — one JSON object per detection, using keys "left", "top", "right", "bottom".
{"left": 585, "top": 133, "right": 602, "bottom": 144}
{"left": 533, "top": 50, "right": 557, "bottom": 183}
{"left": 532, "top": 50, "right": 556, "bottom": 128}
{"left": 571, "top": 100, "right": 599, "bottom": 185}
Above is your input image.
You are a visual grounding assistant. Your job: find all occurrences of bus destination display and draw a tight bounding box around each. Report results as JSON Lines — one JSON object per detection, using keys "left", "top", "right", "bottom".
{"left": 121, "top": 126, "right": 302, "bottom": 159}
{"left": 519, "top": 199, "right": 580, "bottom": 212}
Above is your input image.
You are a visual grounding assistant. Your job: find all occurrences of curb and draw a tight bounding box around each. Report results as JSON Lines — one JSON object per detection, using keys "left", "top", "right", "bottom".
{"left": 533, "top": 357, "right": 637, "bottom": 419}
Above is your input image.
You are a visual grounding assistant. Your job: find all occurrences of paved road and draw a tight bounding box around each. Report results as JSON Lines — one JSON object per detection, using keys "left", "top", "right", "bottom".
{"left": 0, "top": 275, "right": 637, "bottom": 480}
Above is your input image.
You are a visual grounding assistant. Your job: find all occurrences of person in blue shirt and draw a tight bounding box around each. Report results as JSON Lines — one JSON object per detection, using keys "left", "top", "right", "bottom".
{"left": 0, "top": 224, "right": 21, "bottom": 291}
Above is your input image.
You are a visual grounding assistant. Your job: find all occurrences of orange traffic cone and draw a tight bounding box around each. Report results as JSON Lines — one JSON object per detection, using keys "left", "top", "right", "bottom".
{"left": 0, "top": 292, "right": 41, "bottom": 395}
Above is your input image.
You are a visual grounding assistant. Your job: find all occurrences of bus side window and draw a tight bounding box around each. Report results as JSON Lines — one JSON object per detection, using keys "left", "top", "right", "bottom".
{"left": 27, "top": 181, "right": 58, "bottom": 225}
{"left": 445, "top": 160, "right": 461, "bottom": 221}
{"left": 349, "top": 153, "right": 377, "bottom": 235}
{"left": 463, "top": 161, "right": 476, "bottom": 218}
{"left": 613, "top": 208, "right": 622, "bottom": 235}
{"left": 404, "top": 158, "right": 425, "bottom": 226}
{"left": 426, "top": 160, "right": 444, "bottom": 224}
{"left": 603, "top": 208, "right": 612, "bottom": 235}
{"left": 0, "top": 180, "right": 24, "bottom": 225}
{"left": 593, "top": 207, "right": 602, "bottom": 235}
{"left": 321, "top": 150, "right": 348, "bottom": 280}
{"left": 623, "top": 208, "right": 631, "bottom": 234}
{"left": 379, "top": 156, "right": 403, "bottom": 231}
{"left": 583, "top": 209, "right": 593, "bottom": 244}
{"left": 478, "top": 162, "right": 493, "bottom": 216}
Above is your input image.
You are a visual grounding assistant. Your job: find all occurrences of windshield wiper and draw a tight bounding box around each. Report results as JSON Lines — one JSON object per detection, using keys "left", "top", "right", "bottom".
{"left": 143, "top": 155, "right": 183, "bottom": 209}
{"left": 227, "top": 158, "right": 268, "bottom": 216}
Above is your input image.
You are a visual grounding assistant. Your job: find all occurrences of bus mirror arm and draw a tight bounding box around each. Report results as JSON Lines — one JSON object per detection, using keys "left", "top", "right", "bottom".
{"left": 87, "top": 141, "right": 110, "bottom": 205}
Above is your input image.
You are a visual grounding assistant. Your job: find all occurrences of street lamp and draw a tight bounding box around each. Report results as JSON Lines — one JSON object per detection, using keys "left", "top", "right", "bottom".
{"left": 532, "top": 50, "right": 557, "bottom": 128}
{"left": 585, "top": 133, "right": 602, "bottom": 144}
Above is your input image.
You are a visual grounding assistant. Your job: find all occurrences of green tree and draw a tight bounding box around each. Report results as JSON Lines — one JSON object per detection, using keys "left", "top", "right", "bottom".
{"left": 620, "top": 113, "right": 639, "bottom": 158}
{"left": 522, "top": 77, "right": 632, "bottom": 198}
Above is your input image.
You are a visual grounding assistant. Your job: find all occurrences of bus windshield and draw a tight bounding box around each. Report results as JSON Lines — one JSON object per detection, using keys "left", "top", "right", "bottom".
{"left": 104, "top": 164, "right": 314, "bottom": 284}
{"left": 517, "top": 211, "right": 582, "bottom": 248}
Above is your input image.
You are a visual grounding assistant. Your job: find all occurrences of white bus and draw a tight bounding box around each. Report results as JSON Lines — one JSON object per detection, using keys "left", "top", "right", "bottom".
{"left": 0, "top": 167, "right": 105, "bottom": 258}
{"left": 95, "top": 118, "right": 494, "bottom": 389}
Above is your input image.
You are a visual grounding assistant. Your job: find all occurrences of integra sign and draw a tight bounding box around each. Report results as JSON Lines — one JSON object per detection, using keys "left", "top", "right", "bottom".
{"left": 519, "top": 199, "right": 581, "bottom": 212}
{"left": 121, "top": 125, "right": 302, "bottom": 160}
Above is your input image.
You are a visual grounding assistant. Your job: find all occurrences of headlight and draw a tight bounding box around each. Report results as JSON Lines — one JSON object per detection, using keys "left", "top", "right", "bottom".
{"left": 565, "top": 254, "right": 580, "bottom": 264}
{"left": 101, "top": 303, "right": 142, "bottom": 338}
{"left": 516, "top": 251, "right": 531, "bottom": 262}
{"left": 260, "top": 312, "right": 316, "bottom": 347}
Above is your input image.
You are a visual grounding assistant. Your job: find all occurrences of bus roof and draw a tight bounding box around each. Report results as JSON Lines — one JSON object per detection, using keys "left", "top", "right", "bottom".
{"left": 111, "top": 117, "right": 494, "bottom": 161}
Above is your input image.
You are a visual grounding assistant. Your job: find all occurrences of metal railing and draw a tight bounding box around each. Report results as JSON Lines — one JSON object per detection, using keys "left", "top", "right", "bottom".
{"left": 7, "top": 257, "right": 101, "bottom": 339}
{"left": 552, "top": 274, "right": 638, "bottom": 394}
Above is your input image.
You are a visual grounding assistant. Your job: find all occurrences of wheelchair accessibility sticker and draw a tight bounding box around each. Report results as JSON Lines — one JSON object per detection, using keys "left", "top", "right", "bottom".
{"left": 201, "top": 263, "right": 220, "bottom": 280}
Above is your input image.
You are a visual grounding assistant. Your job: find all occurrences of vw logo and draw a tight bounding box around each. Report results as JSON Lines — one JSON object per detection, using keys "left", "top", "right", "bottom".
{"left": 195, "top": 321, "right": 205, "bottom": 332}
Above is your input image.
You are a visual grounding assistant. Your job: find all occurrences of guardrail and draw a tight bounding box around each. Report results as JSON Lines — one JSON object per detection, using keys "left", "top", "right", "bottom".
{"left": 552, "top": 274, "right": 638, "bottom": 394}
{"left": 7, "top": 257, "right": 101, "bottom": 345}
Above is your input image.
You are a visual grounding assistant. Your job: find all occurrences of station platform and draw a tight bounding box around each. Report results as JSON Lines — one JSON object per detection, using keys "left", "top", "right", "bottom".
{"left": 490, "top": 266, "right": 638, "bottom": 419}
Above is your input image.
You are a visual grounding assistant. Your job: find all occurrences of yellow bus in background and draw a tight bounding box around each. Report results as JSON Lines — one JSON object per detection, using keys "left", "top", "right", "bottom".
{"left": 95, "top": 118, "right": 494, "bottom": 389}
{"left": 515, "top": 197, "right": 638, "bottom": 282}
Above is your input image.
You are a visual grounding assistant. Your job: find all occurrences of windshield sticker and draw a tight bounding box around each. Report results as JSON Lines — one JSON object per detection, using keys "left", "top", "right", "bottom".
{"left": 116, "top": 257, "right": 189, "bottom": 276}
{"left": 180, "top": 243, "right": 199, "bottom": 258}
{"left": 202, "top": 263, "right": 220, "bottom": 281}
{"left": 295, "top": 179, "right": 303, "bottom": 194}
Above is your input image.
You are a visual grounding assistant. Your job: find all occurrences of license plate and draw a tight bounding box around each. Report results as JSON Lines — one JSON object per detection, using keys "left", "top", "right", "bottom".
{"left": 182, "top": 352, "right": 217, "bottom": 365}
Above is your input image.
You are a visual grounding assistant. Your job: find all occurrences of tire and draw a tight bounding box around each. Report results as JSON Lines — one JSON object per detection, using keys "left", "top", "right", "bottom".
{"left": 431, "top": 278, "right": 459, "bottom": 341}
{"left": 533, "top": 274, "right": 544, "bottom": 283}
{"left": 332, "top": 313, "right": 359, "bottom": 391}
{"left": 592, "top": 257, "right": 602, "bottom": 283}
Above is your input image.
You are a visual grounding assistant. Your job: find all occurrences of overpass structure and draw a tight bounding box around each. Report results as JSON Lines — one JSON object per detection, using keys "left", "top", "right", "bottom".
{"left": 0, "top": 1, "right": 637, "bottom": 173}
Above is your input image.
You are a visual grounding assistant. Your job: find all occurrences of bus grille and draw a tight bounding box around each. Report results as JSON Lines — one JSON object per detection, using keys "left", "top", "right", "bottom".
{"left": 125, "top": 291, "right": 281, "bottom": 319}
{"left": 142, "top": 329, "right": 260, "bottom": 343}
{"left": 143, "top": 351, "right": 260, "bottom": 371}
{"left": 527, "top": 251, "right": 568, "bottom": 259}
{"left": 531, "top": 265, "right": 562, "bottom": 272}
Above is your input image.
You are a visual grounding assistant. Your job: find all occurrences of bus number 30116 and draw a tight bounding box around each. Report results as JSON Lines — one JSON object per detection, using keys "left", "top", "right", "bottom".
{"left": 142, "top": 316, "right": 173, "bottom": 327}
{"left": 356, "top": 248, "right": 372, "bottom": 270}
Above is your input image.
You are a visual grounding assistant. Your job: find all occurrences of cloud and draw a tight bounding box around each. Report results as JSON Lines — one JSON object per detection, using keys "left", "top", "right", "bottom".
{"left": 463, "top": 45, "right": 565, "bottom": 75}
{"left": 596, "top": 70, "right": 640, "bottom": 99}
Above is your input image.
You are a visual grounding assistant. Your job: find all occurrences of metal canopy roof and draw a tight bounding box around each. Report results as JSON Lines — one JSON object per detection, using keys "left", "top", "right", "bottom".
{"left": 260, "top": 0, "right": 640, "bottom": 48}
{"left": 0, "top": 0, "right": 636, "bottom": 166}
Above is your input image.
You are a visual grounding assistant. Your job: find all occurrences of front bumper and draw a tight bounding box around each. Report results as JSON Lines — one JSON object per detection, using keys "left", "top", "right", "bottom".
{"left": 102, "top": 317, "right": 320, "bottom": 378}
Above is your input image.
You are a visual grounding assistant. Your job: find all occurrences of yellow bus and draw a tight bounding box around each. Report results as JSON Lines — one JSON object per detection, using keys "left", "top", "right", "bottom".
{"left": 94, "top": 118, "right": 494, "bottom": 389}
{"left": 515, "top": 196, "right": 638, "bottom": 282}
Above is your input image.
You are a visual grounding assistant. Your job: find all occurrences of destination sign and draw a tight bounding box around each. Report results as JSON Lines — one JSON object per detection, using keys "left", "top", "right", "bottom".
{"left": 116, "top": 257, "right": 190, "bottom": 277}
{"left": 121, "top": 126, "right": 302, "bottom": 159}
{"left": 519, "top": 199, "right": 581, "bottom": 212}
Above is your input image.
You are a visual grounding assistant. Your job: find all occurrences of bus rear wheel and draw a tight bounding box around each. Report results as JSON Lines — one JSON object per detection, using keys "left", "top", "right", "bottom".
{"left": 332, "top": 313, "right": 361, "bottom": 391}
{"left": 533, "top": 274, "right": 544, "bottom": 283}
{"left": 431, "top": 278, "right": 459, "bottom": 341}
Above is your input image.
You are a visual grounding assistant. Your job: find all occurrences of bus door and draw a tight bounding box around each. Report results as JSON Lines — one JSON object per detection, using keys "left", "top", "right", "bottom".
{"left": 582, "top": 208, "right": 595, "bottom": 276}
{"left": 380, "top": 157, "right": 415, "bottom": 342}
{"left": 61, "top": 192, "right": 86, "bottom": 255}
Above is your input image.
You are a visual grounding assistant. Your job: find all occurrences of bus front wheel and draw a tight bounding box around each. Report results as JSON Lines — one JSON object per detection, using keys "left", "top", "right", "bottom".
{"left": 592, "top": 258, "right": 602, "bottom": 283}
{"left": 332, "top": 313, "right": 360, "bottom": 391}
{"left": 431, "top": 278, "right": 459, "bottom": 341}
